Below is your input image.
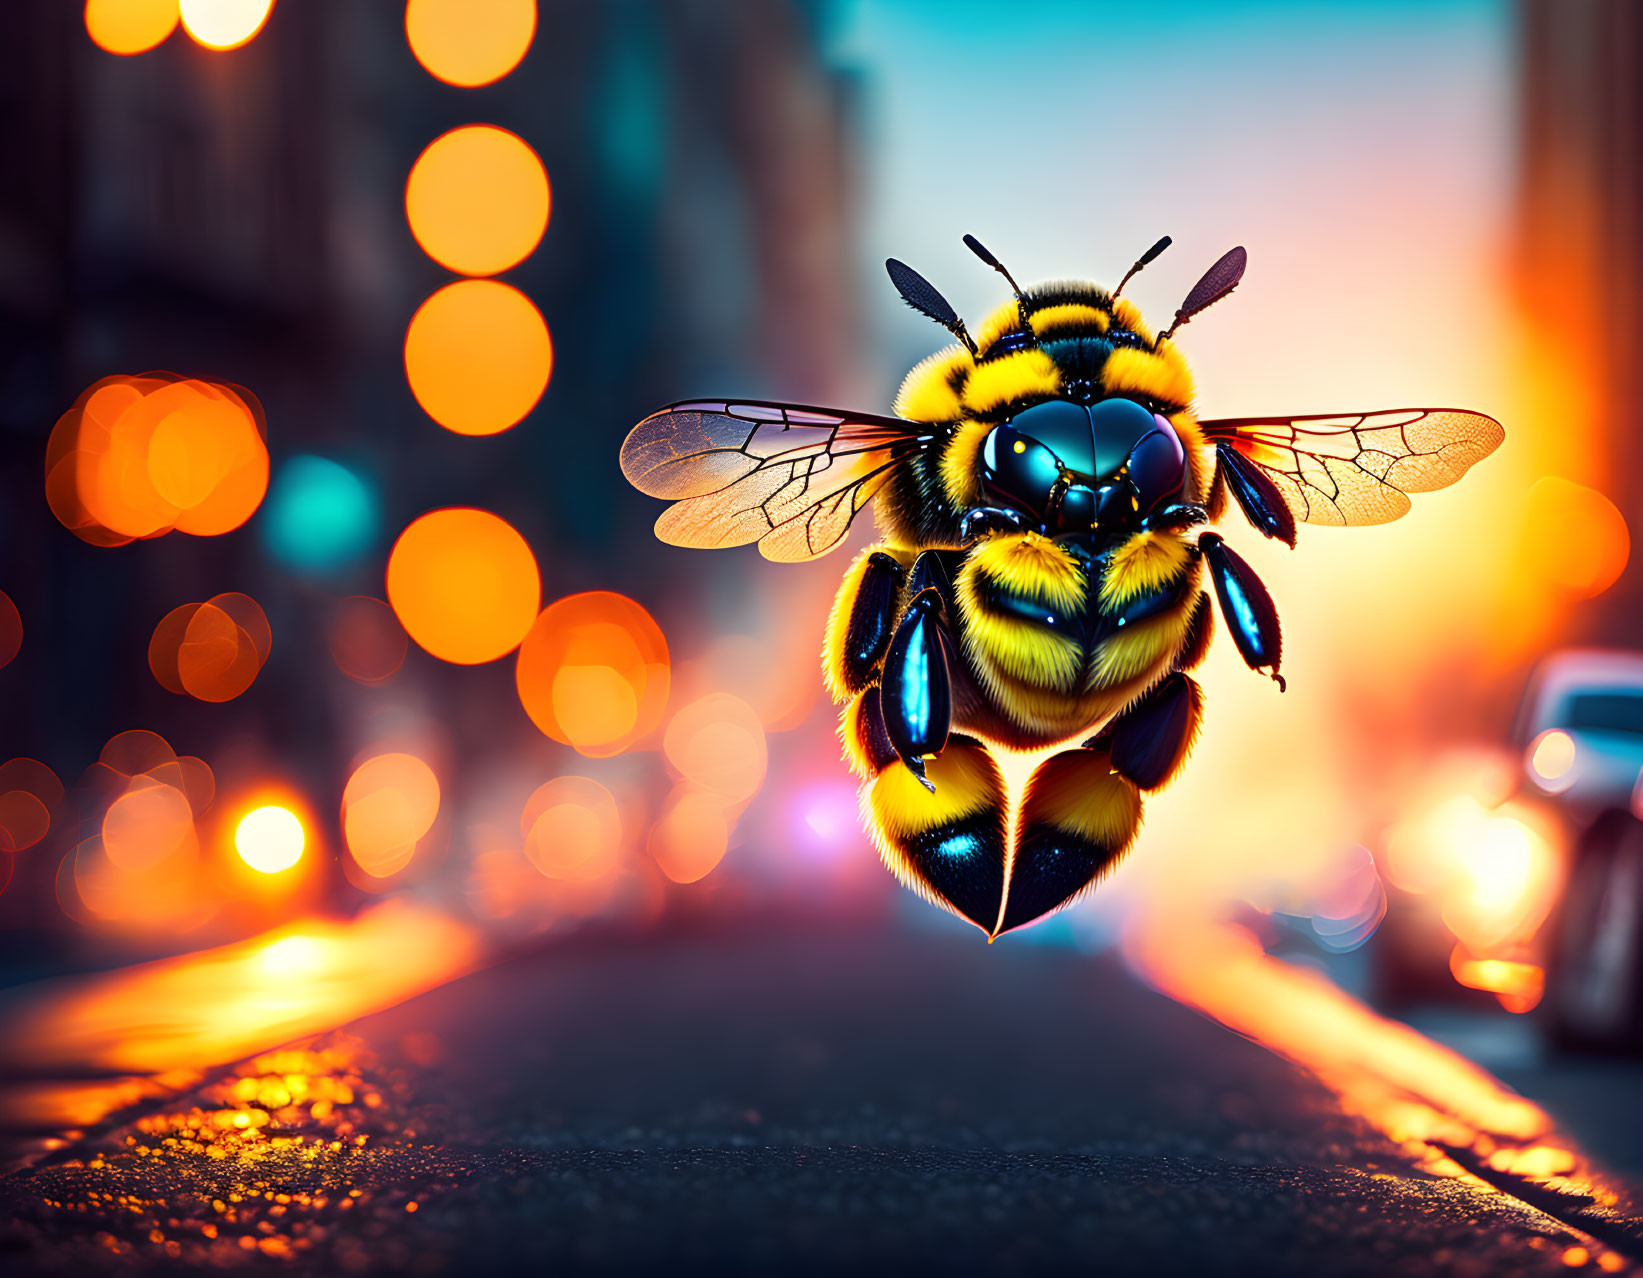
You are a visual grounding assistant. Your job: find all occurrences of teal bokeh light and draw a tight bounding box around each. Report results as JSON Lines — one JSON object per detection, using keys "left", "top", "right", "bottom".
{"left": 262, "top": 455, "right": 378, "bottom": 576}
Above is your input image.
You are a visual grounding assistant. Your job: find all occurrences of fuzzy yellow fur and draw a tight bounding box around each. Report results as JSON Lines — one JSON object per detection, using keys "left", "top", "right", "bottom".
{"left": 966, "top": 533, "right": 1085, "bottom": 612}
{"left": 1088, "top": 606, "right": 1195, "bottom": 689}
{"left": 958, "top": 605, "right": 1085, "bottom": 691}
{"left": 1170, "top": 410, "right": 1211, "bottom": 502}
{"left": 1109, "top": 296, "right": 1154, "bottom": 344}
{"left": 822, "top": 543, "right": 912, "bottom": 704}
{"left": 865, "top": 738, "right": 1001, "bottom": 839}
{"left": 1020, "top": 749, "right": 1142, "bottom": 848}
{"left": 838, "top": 691, "right": 880, "bottom": 780}
{"left": 894, "top": 345, "right": 973, "bottom": 424}
{"left": 973, "top": 298, "right": 1030, "bottom": 356}
{"left": 1101, "top": 344, "right": 1195, "bottom": 410}
{"left": 1099, "top": 530, "right": 1193, "bottom": 609}
{"left": 1030, "top": 303, "right": 1108, "bottom": 339}
{"left": 962, "top": 349, "right": 1060, "bottom": 417}
{"left": 939, "top": 420, "right": 991, "bottom": 509}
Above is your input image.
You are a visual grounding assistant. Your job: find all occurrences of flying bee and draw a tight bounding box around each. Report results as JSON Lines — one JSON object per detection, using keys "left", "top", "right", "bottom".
{"left": 620, "top": 235, "right": 1502, "bottom": 939}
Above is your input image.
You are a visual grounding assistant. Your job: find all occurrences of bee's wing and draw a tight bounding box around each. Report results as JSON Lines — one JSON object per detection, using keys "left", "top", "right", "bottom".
{"left": 1199, "top": 408, "right": 1503, "bottom": 528}
{"left": 620, "top": 399, "right": 940, "bottom": 563}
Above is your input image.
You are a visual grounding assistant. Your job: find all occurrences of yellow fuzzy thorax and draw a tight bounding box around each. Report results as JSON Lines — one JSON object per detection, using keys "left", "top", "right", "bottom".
{"left": 966, "top": 533, "right": 1086, "bottom": 611}
{"left": 1099, "top": 530, "right": 1194, "bottom": 609}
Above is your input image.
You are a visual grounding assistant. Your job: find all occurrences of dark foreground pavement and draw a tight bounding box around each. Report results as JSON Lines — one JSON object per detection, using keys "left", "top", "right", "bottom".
{"left": 2, "top": 922, "right": 1639, "bottom": 1276}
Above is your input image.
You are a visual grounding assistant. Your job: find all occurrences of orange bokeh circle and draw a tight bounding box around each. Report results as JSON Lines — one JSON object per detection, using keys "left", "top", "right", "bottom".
{"left": 406, "top": 125, "right": 550, "bottom": 277}
{"left": 149, "top": 593, "right": 269, "bottom": 701}
{"left": 85, "top": 0, "right": 179, "bottom": 56}
{"left": 328, "top": 596, "right": 408, "bottom": 684}
{"left": 520, "top": 776, "right": 621, "bottom": 881}
{"left": 387, "top": 508, "right": 540, "bottom": 665}
{"left": 515, "top": 592, "right": 670, "bottom": 757}
{"left": 403, "top": 280, "right": 552, "bottom": 436}
{"left": 406, "top": 0, "right": 535, "bottom": 88}
{"left": 662, "top": 693, "right": 768, "bottom": 804}
{"left": 342, "top": 753, "right": 441, "bottom": 879}
{"left": 0, "top": 591, "right": 20, "bottom": 670}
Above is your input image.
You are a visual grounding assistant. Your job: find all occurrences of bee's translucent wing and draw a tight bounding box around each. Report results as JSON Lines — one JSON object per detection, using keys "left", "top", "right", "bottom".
{"left": 620, "top": 399, "right": 940, "bottom": 563}
{"left": 1199, "top": 408, "right": 1503, "bottom": 527}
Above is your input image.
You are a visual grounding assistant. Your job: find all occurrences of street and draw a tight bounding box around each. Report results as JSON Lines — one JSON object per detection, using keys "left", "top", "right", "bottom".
{"left": 3, "top": 921, "right": 1641, "bottom": 1275}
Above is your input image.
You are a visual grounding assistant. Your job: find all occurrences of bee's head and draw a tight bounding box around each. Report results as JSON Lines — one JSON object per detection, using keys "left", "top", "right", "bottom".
{"left": 979, "top": 398, "right": 1185, "bottom": 536}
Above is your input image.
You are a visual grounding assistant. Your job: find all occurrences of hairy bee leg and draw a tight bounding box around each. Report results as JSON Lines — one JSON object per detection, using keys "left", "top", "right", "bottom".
{"left": 880, "top": 588, "right": 952, "bottom": 792}
{"left": 861, "top": 732, "right": 1008, "bottom": 934}
{"left": 1198, "top": 532, "right": 1285, "bottom": 690}
{"left": 1001, "top": 746, "right": 1142, "bottom": 937}
{"left": 1094, "top": 671, "right": 1203, "bottom": 792}
{"left": 823, "top": 545, "right": 911, "bottom": 703}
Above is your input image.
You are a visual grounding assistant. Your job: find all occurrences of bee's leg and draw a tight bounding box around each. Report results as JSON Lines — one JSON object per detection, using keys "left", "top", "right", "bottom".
{"left": 1198, "top": 532, "right": 1284, "bottom": 690}
{"left": 880, "top": 587, "right": 952, "bottom": 793}
{"left": 1090, "top": 671, "right": 1204, "bottom": 791}
{"left": 1002, "top": 744, "right": 1142, "bottom": 936}
{"left": 1173, "top": 591, "right": 1213, "bottom": 673}
{"left": 958, "top": 506, "right": 1030, "bottom": 543}
{"left": 847, "top": 695, "right": 1009, "bottom": 936}
{"left": 822, "top": 545, "right": 910, "bottom": 703}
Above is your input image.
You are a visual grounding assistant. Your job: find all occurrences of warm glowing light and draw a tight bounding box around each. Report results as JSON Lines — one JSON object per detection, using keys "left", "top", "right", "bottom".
{"left": 516, "top": 592, "right": 670, "bottom": 757}
{"left": 521, "top": 776, "right": 621, "bottom": 881}
{"left": 663, "top": 694, "right": 767, "bottom": 803}
{"left": 406, "top": 125, "right": 550, "bottom": 276}
{"left": 327, "top": 595, "right": 408, "bottom": 684}
{"left": 47, "top": 374, "right": 268, "bottom": 544}
{"left": 1449, "top": 944, "right": 1544, "bottom": 1013}
{"left": 342, "top": 753, "right": 441, "bottom": 878}
{"left": 1527, "top": 728, "right": 1576, "bottom": 791}
{"left": 0, "top": 591, "right": 20, "bottom": 670}
{"left": 406, "top": 0, "right": 535, "bottom": 88}
{"left": 150, "top": 593, "right": 270, "bottom": 701}
{"left": 1521, "top": 476, "right": 1630, "bottom": 599}
{"left": 234, "top": 804, "right": 304, "bottom": 874}
{"left": 85, "top": 0, "right": 179, "bottom": 55}
{"left": 178, "top": 0, "right": 272, "bottom": 50}
{"left": 386, "top": 508, "right": 540, "bottom": 664}
{"left": 0, "top": 758, "right": 64, "bottom": 854}
{"left": 104, "top": 778, "right": 196, "bottom": 872}
{"left": 648, "top": 787, "right": 730, "bottom": 885}
{"left": 403, "top": 280, "right": 552, "bottom": 436}
{"left": 259, "top": 933, "right": 325, "bottom": 977}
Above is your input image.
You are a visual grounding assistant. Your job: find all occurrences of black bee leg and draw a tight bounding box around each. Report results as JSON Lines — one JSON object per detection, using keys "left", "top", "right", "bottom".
{"left": 880, "top": 587, "right": 952, "bottom": 793}
{"left": 832, "top": 551, "right": 905, "bottom": 696}
{"left": 1144, "top": 501, "right": 1208, "bottom": 533}
{"left": 1198, "top": 532, "right": 1285, "bottom": 691}
{"left": 1088, "top": 672, "right": 1204, "bottom": 791}
{"left": 959, "top": 505, "right": 1030, "bottom": 543}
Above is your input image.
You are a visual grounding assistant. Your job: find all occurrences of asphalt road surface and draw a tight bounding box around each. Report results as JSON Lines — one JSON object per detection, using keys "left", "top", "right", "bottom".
{"left": 3, "top": 921, "right": 1641, "bottom": 1276}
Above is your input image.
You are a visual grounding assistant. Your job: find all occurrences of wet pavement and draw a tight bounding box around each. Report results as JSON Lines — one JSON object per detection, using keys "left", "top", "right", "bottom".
{"left": 2, "top": 922, "right": 1641, "bottom": 1275}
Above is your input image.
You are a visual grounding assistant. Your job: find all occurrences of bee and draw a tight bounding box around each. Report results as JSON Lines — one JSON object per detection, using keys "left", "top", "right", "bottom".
{"left": 620, "top": 235, "right": 1502, "bottom": 939}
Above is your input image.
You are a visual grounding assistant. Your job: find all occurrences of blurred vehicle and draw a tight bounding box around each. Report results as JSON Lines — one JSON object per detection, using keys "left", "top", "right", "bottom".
{"left": 1372, "top": 649, "right": 1643, "bottom": 1053}
{"left": 1523, "top": 651, "right": 1643, "bottom": 1051}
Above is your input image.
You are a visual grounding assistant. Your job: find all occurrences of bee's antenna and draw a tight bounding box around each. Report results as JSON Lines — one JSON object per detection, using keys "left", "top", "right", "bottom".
{"left": 962, "top": 234, "right": 1033, "bottom": 332}
{"left": 885, "top": 258, "right": 976, "bottom": 355}
{"left": 1158, "top": 246, "right": 1246, "bottom": 342}
{"left": 1114, "top": 235, "right": 1172, "bottom": 298}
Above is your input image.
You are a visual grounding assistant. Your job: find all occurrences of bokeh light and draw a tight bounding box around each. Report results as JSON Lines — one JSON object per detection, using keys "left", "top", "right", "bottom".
{"left": 327, "top": 596, "right": 408, "bottom": 684}
{"left": 149, "top": 593, "right": 270, "bottom": 701}
{"left": 0, "top": 590, "right": 21, "bottom": 670}
{"left": 104, "top": 777, "right": 197, "bottom": 872}
{"left": 47, "top": 374, "right": 269, "bottom": 545}
{"left": 1527, "top": 728, "right": 1576, "bottom": 791}
{"left": 85, "top": 0, "right": 179, "bottom": 56}
{"left": 261, "top": 454, "right": 378, "bottom": 576}
{"left": 662, "top": 693, "right": 768, "bottom": 804}
{"left": 515, "top": 592, "right": 670, "bottom": 757}
{"left": 178, "top": 0, "right": 273, "bottom": 50}
{"left": 0, "top": 759, "right": 64, "bottom": 853}
{"left": 234, "top": 804, "right": 305, "bottom": 874}
{"left": 405, "top": 0, "right": 535, "bottom": 88}
{"left": 520, "top": 776, "right": 621, "bottom": 881}
{"left": 648, "top": 786, "right": 731, "bottom": 885}
{"left": 403, "top": 281, "right": 552, "bottom": 436}
{"left": 406, "top": 125, "right": 550, "bottom": 277}
{"left": 1521, "top": 476, "right": 1630, "bottom": 598}
{"left": 386, "top": 508, "right": 540, "bottom": 665}
{"left": 342, "top": 753, "right": 440, "bottom": 879}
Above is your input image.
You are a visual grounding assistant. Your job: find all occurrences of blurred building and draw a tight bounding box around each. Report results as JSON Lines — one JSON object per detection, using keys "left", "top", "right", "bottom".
{"left": 0, "top": 0, "right": 862, "bottom": 942}
{"left": 1517, "top": 0, "right": 1642, "bottom": 636}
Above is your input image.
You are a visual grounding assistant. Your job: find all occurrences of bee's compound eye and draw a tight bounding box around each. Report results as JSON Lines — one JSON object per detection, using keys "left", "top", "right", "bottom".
{"left": 1126, "top": 418, "right": 1187, "bottom": 512}
{"left": 982, "top": 425, "right": 1063, "bottom": 517}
